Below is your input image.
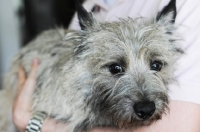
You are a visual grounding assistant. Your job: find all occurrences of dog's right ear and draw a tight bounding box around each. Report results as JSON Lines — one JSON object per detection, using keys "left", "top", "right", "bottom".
{"left": 75, "top": 0, "right": 97, "bottom": 30}
{"left": 156, "top": 0, "right": 176, "bottom": 24}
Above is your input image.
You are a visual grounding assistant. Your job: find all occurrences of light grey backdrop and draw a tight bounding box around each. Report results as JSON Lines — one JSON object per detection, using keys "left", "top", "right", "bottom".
{"left": 0, "top": 0, "right": 21, "bottom": 87}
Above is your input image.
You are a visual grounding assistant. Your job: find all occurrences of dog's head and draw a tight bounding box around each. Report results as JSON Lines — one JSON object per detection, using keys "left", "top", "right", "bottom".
{"left": 67, "top": 0, "right": 182, "bottom": 128}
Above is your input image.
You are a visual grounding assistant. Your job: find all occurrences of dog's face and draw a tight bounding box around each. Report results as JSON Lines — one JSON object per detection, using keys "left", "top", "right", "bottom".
{"left": 77, "top": 19, "right": 183, "bottom": 127}
{"left": 67, "top": 0, "right": 182, "bottom": 128}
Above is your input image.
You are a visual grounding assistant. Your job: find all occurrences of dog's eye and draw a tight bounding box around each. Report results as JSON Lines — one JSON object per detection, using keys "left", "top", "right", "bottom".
{"left": 150, "top": 61, "right": 163, "bottom": 71}
{"left": 109, "top": 64, "right": 124, "bottom": 74}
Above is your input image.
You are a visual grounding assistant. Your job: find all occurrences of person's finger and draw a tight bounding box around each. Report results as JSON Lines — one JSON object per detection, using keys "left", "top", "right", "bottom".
{"left": 21, "top": 58, "right": 39, "bottom": 96}
{"left": 17, "top": 59, "right": 40, "bottom": 110}
{"left": 28, "top": 58, "right": 40, "bottom": 79}
{"left": 16, "top": 66, "right": 26, "bottom": 92}
{"left": 18, "top": 66, "right": 26, "bottom": 84}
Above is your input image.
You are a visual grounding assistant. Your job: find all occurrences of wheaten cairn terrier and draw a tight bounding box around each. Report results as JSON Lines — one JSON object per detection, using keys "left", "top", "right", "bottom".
{"left": 0, "top": 0, "right": 183, "bottom": 131}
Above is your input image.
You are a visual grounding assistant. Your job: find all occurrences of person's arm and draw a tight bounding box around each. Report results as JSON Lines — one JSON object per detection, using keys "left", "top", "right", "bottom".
{"left": 135, "top": 100, "right": 200, "bottom": 132}
{"left": 90, "top": 101, "right": 200, "bottom": 132}
{"left": 155, "top": 100, "right": 200, "bottom": 132}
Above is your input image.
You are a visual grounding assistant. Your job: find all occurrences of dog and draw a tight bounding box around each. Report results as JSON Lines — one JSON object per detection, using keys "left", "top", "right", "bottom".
{"left": 0, "top": 0, "right": 183, "bottom": 131}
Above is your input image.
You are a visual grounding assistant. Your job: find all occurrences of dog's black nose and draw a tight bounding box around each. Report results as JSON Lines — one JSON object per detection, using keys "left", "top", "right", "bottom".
{"left": 134, "top": 102, "right": 155, "bottom": 120}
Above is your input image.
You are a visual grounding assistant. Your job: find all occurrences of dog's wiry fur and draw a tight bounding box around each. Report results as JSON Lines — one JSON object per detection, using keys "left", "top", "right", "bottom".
{"left": 0, "top": 0, "right": 183, "bottom": 131}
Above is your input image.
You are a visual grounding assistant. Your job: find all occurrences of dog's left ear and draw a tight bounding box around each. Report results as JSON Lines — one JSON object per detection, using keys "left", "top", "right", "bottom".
{"left": 156, "top": 0, "right": 176, "bottom": 23}
{"left": 75, "top": 0, "right": 98, "bottom": 30}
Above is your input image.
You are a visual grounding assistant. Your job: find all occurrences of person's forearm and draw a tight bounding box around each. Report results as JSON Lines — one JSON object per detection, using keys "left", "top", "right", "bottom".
{"left": 42, "top": 118, "right": 67, "bottom": 132}
{"left": 134, "top": 100, "right": 200, "bottom": 132}
{"left": 90, "top": 100, "right": 200, "bottom": 132}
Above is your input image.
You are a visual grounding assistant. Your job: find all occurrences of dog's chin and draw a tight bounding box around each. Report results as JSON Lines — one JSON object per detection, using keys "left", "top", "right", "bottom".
{"left": 113, "top": 113, "right": 162, "bottom": 129}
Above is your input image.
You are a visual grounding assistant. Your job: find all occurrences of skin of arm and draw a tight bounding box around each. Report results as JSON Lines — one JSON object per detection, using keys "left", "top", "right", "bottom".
{"left": 90, "top": 101, "right": 200, "bottom": 132}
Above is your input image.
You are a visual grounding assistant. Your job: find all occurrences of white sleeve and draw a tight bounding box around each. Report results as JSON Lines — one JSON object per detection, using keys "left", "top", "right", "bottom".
{"left": 168, "top": 0, "right": 200, "bottom": 104}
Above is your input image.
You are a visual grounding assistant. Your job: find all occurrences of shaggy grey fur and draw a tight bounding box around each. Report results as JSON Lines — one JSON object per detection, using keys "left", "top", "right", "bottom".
{"left": 0, "top": 0, "right": 183, "bottom": 131}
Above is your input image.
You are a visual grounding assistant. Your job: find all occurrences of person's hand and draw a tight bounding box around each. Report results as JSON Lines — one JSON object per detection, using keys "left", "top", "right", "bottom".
{"left": 12, "top": 59, "right": 39, "bottom": 132}
{"left": 12, "top": 59, "right": 68, "bottom": 132}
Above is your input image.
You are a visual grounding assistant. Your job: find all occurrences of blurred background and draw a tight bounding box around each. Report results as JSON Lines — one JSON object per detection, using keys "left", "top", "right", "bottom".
{"left": 0, "top": 0, "right": 84, "bottom": 87}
